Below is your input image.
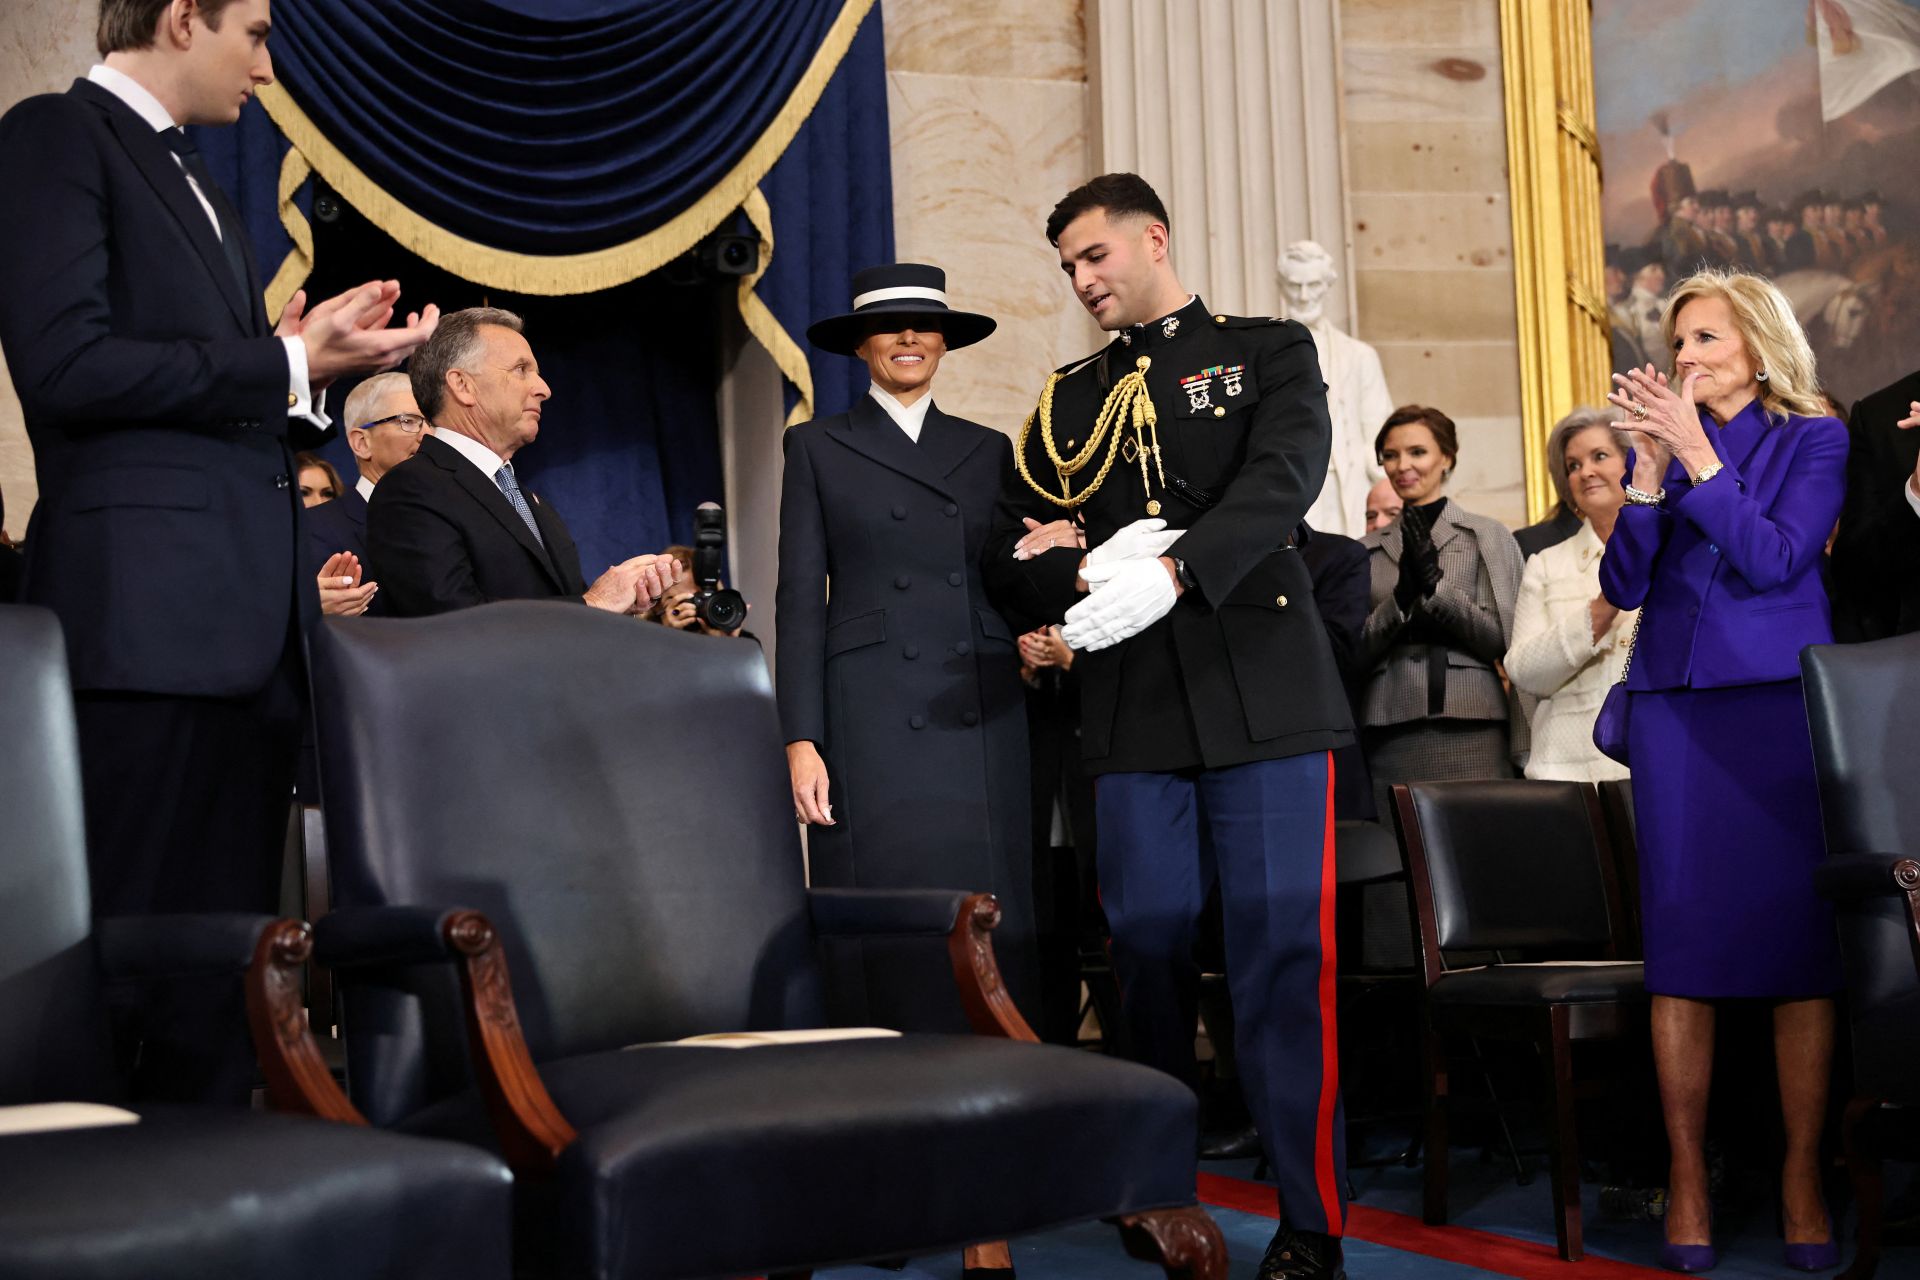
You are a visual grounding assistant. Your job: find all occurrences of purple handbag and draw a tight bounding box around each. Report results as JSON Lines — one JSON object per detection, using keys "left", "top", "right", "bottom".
{"left": 1591, "top": 607, "right": 1642, "bottom": 766}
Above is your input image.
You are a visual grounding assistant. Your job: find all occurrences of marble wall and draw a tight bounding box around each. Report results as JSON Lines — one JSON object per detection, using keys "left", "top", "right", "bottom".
{"left": 0, "top": 0, "right": 94, "bottom": 536}
{"left": 881, "top": 0, "right": 1103, "bottom": 438}
{"left": 1339, "top": 0, "right": 1527, "bottom": 526}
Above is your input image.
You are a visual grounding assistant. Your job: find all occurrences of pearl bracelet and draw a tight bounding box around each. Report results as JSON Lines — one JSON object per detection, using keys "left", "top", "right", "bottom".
{"left": 1623, "top": 484, "right": 1665, "bottom": 506}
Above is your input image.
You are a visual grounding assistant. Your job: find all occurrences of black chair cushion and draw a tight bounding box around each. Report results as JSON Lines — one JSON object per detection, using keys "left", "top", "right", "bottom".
{"left": 400, "top": 1034, "right": 1196, "bottom": 1279}
{"left": 1429, "top": 962, "right": 1646, "bottom": 1007}
{"left": 0, "top": 1108, "right": 511, "bottom": 1280}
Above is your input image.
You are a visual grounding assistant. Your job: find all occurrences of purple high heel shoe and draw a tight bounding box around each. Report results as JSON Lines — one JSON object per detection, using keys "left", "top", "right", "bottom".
{"left": 1784, "top": 1212, "right": 1840, "bottom": 1272}
{"left": 1660, "top": 1209, "right": 1716, "bottom": 1273}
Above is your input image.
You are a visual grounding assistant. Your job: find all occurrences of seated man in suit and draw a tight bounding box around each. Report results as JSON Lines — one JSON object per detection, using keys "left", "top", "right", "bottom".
{"left": 367, "top": 307, "right": 676, "bottom": 617}
{"left": 310, "top": 371, "right": 427, "bottom": 617}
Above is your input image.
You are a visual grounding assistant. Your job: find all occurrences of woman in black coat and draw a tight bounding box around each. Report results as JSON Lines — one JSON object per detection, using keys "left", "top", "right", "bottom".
{"left": 777, "top": 264, "right": 1042, "bottom": 1021}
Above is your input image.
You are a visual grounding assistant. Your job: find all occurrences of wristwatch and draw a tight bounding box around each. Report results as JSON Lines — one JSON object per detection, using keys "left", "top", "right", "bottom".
{"left": 1172, "top": 557, "right": 1197, "bottom": 593}
{"left": 1692, "top": 461, "right": 1725, "bottom": 485}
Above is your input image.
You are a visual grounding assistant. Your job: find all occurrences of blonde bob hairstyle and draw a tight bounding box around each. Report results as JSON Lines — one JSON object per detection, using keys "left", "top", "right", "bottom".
{"left": 1659, "top": 269, "right": 1827, "bottom": 419}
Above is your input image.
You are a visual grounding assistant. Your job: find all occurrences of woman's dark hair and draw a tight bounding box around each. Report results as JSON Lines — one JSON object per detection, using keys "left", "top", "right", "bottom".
{"left": 294, "top": 452, "right": 343, "bottom": 498}
{"left": 1045, "top": 173, "right": 1170, "bottom": 246}
{"left": 1373, "top": 404, "right": 1459, "bottom": 464}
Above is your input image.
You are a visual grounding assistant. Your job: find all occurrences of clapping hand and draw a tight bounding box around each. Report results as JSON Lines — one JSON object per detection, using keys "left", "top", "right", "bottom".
{"left": 316, "top": 551, "right": 378, "bottom": 616}
{"left": 288, "top": 280, "right": 442, "bottom": 391}
{"left": 1392, "top": 510, "right": 1440, "bottom": 612}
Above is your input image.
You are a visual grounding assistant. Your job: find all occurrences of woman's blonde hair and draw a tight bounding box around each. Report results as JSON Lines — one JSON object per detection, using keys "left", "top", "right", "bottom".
{"left": 1660, "top": 269, "right": 1828, "bottom": 419}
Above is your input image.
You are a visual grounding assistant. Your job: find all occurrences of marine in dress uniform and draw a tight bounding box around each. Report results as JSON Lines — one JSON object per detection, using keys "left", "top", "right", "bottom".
{"left": 984, "top": 174, "right": 1354, "bottom": 1280}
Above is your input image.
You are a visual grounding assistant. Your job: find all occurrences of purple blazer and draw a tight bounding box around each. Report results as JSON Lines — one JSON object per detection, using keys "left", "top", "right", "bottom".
{"left": 1598, "top": 401, "right": 1847, "bottom": 691}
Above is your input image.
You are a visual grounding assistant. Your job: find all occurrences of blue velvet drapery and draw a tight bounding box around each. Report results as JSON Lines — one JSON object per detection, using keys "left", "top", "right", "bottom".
{"left": 195, "top": 0, "right": 893, "bottom": 568}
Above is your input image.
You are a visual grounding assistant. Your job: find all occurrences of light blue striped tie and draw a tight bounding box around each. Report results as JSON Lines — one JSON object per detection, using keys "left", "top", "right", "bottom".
{"left": 493, "top": 462, "right": 544, "bottom": 547}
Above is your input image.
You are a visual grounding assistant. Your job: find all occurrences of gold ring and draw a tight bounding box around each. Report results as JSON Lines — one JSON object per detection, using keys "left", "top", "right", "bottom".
{"left": 1631, "top": 401, "right": 1649, "bottom": 421}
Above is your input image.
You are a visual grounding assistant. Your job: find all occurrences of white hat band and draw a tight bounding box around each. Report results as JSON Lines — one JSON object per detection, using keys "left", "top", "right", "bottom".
{"left": 852, "top": 285, "right": 948, "bottom": 310}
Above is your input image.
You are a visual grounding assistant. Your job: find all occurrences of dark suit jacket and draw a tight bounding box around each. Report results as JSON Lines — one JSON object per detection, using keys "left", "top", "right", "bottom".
{"left": 1830, "top": 370, "right": 1920, "bottom": 642}
{"left": 986, "top": 298, "right": 1353, "bottom": 775}
{"left": 1514, "top": 504, "right": 1583, "bottom": 559}
{"left": 0, "top": 80, "right": 317, "bottom": 696}
{"left": 1600, "top": 403, "right": 1846, "bottom": 689}
{"left": 365, "top": 434, "right": 587, "bottom": 616}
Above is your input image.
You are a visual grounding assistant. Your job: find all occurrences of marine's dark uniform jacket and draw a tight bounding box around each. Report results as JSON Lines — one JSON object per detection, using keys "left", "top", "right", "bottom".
{"left": 985, "top": 297, "right": 1354, "bottom": 775}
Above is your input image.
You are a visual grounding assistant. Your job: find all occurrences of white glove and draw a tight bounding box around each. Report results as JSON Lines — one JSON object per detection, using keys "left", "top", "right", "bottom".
{"left": 1083, "top": 517, "right": 1182, "bottom": 568}
{"left": 1061, "top": 556, "right": 1177, "bottom": 651}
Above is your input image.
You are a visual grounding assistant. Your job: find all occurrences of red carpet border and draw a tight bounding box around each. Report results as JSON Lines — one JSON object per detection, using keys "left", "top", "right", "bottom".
{"left": 1196, "top": 1172, "right": 1673, "bottom": 1280}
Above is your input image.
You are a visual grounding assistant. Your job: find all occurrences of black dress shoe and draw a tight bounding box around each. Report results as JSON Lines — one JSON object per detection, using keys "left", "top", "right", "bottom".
{"left": 1258, "top": 1226, "right": 1345, "bottom": 1280}
{"left": 1198, "top": 1123, "right": 1263, "bottom": 1161}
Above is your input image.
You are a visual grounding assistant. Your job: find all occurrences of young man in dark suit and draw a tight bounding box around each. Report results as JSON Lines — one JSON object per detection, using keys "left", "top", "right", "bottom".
{"left": 0, "top": 0, "right": 440, "bottom": 1101}
{"left": 366, "top": 307, "right": 677, "bottom": 617}
{"left": 986, "top": 174, "right": 1353, "bottom": 1280}
{"left": 1830, "top": 370, "right": 1920, "bottom": 641}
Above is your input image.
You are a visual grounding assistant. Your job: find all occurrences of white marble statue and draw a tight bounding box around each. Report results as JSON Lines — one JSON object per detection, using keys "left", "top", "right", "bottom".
{"left": 1278, "top": 241, "right": 1394, "bottom": 539}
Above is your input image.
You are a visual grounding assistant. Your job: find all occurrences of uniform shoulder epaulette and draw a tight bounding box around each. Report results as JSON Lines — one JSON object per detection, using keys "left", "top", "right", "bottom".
{"left": 1210, "top": 312, "right": 1292, "bottom": 330}
{"left": 1052, "top": 349, "right": 1106, "bottom": 377}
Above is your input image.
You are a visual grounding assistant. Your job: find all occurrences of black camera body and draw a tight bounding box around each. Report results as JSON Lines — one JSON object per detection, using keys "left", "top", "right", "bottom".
{"left": 689, "top": 503, "right": 747, "bottom": 633}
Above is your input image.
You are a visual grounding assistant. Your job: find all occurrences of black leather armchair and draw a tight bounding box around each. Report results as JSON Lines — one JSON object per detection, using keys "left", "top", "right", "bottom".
{"left": 1391, "top": 779, "right": 1645, "bottom": 1262}
{"left": 301, "top": 601, "right": 1222, "bottom": 1280}
{"left": 1803, "top": 638, "right": 1920, "bottom": 1280}
{"left": 0, "top": 605, "right": 513, "bottom": 1280}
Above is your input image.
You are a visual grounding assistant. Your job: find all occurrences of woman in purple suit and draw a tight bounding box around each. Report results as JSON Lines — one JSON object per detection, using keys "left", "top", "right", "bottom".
{"left": 1601, "top": 269, "right": 1844, "bottom": 1274}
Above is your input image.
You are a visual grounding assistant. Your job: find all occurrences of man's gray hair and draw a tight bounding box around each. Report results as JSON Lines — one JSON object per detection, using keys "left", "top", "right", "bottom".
{"left": 342, "top": 371, "right": 414, "bottom": 433}
{"left": 1544, "top": 405, "right": 1632, "bottom": 514}
{"left": 410, "top": 306, "right": 524, "bottom": 422}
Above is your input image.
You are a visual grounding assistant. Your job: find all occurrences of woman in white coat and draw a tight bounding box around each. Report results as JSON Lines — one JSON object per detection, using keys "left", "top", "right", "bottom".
{"left": 1504, "top": 408, "right": 1639, "bottom": 782}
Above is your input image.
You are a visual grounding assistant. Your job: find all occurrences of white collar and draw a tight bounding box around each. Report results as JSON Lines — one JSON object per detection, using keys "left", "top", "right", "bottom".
{"left": 355, "top": 473, "right": 375, "bottom": 502}
{"left": 433, "top": 426, "right": 509, "bottom": 477}
{"left": 868, "top": 383, "right": 934, "bottom": 438}
{"left": 88, "top": 65, "right": 178, "bottom": 133}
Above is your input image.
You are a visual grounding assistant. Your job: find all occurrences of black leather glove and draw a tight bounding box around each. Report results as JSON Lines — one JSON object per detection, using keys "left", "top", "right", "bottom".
{"left": 1418, "top": 541, "right": 1443, "bottom": 597}
{"left": 1394, "top": 530, "right": 1429, "bottom": 613}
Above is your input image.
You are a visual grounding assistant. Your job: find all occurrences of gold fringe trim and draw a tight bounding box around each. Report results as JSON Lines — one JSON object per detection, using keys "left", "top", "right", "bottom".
{"left": 737, "top": 186, "right": 816, "bottom": 426}
{"left": 263, "top": 145, "right": 315, "bottom": 323}
{"left": 254, "top": 0, "right": 876, "bottom": 297}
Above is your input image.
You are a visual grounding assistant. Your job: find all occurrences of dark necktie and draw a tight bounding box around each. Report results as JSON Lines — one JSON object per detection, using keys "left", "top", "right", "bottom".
{"left": 160, "top": 128, "right": 251, "bottom": 302}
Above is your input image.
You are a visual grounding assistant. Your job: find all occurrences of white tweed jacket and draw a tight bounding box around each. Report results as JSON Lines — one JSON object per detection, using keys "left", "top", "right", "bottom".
{"left": 1503, "top": 520, "right": 1637, "bottom": 782}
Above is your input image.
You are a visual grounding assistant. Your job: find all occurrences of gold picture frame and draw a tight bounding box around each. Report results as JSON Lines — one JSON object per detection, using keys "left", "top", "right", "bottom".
{"left": 1499, "top": 0, "right": 1610, "bottom": 523}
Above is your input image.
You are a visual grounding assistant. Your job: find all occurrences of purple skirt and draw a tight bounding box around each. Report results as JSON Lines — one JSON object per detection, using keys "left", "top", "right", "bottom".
{"left": 1627, "top": 680, "right": 1843, "bottom": 998}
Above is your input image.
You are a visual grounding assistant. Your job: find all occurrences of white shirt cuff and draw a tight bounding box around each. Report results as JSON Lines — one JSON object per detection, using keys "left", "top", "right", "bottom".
{"left": 281, "top": 336, "right": 331, "bottom": 431}
{"left": 1905, "top": 475, "right": 1920, "bottom": 520}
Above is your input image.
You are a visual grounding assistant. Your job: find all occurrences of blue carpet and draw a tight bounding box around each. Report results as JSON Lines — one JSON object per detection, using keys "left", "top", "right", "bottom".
{"left": 806, "top": 1148, "right": 1919, "bottom": 1279}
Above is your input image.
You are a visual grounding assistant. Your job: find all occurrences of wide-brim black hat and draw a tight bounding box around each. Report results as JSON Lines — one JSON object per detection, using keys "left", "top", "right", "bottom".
{"left": 806, "top": 263, "right": 997, "bottom": 356}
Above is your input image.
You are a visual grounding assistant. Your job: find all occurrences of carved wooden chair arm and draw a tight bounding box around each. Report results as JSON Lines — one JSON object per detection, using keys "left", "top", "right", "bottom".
{"left": 309, "top": 905, "right": 581, "bottom": 1175}
{"left": 244, "top": 918, "right": 366, "bottom": 1126}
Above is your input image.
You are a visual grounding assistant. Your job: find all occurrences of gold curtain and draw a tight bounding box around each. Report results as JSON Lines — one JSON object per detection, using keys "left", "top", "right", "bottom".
{"left": 1500, "top": 0, "right": 1609, "bottom": 522}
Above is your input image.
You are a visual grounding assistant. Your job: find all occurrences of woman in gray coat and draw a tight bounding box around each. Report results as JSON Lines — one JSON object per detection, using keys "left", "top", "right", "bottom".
{"left": 776, "top": 264, "right": 1038, "bottom": 1021}
{"left": 1358, "top": 404, "right": 1525, "bottom": 817}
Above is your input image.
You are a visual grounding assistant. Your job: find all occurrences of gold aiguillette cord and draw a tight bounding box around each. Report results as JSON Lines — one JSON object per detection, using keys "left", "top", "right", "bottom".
{"left": 1013, "top": 355, "right": 1163, "bottom": 513}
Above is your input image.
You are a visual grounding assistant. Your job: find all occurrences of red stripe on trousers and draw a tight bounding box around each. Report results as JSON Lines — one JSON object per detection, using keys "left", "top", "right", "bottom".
{"left": 1313, "top": 750, "right": 1343, "bottom": 1234}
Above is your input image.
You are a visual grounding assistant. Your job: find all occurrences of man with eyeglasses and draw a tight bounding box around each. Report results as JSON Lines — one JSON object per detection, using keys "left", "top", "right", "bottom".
{"left": 308, "top": 371, "right": 430, "bottom": 617}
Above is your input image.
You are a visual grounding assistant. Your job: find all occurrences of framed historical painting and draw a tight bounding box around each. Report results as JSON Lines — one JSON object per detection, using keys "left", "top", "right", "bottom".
{"left": 1592, "top": 0, "right": 1920, "bottom": 410}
